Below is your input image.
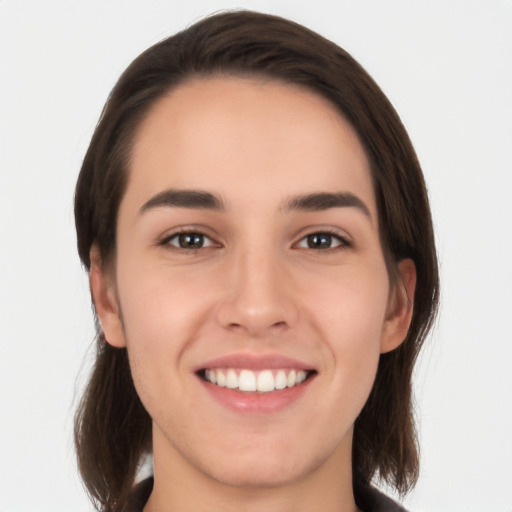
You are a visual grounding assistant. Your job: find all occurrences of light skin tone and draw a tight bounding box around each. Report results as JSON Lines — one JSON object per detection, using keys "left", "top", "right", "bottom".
{"left": 90, "top": 77, "right": 416, "bottom": 512}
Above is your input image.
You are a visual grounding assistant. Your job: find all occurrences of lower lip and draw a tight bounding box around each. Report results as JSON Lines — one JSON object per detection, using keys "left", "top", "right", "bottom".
{"left": 199, "top": 376, "right": 314, "bottom": 414}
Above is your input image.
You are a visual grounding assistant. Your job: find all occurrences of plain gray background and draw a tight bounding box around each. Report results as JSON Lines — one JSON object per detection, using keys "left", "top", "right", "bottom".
{"left": 1, "top": 1, "right": 511, "bottom": 510}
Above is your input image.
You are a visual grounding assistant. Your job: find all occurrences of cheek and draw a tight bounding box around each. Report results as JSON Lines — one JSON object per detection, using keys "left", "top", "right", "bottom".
{"left": 304, "top": 266, "right": 389, "bottom": 394}
{"left": 114, "top": 264, "right": 191, "bottom": 389}
{"left": 117, "top": 259, "right": 210, "bottom": 338}
{"left": 306, "top": 265, "right": 390, "bottom": 345}
{"left": 114, "top": 259, "right": 223, "bottom": 393}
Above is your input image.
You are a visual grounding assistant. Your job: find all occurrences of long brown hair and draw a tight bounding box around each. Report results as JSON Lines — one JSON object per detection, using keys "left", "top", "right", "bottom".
{"left": 74, "top": 10, "right": 439, "bottom": 512}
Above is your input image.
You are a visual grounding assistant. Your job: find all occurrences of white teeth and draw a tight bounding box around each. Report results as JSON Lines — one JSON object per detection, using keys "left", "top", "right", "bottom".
{"left": 204, "top": 368, "right": 310, "bottom": 393}
{"left": 257, "top": 370, "right": 275, "bottom": 392}
{"left": 239, "top": 369, "right": 257, "bottom": 391}
{"left": 216, "top": 370, "right": 226, "bottom": 387}
{"left": 226, "top": 369, "right": 238, "bottom": 389}
{"left": 275, "top": 370, "right": 287, "bottom": 390}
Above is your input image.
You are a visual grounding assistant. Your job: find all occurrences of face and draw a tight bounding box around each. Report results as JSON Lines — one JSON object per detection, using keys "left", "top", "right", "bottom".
{"left": 91, "top": 77, "right": 415, "bottom": 490}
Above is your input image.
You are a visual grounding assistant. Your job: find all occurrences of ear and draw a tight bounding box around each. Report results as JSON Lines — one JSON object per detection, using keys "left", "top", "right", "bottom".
{"left": 380, "top": 258, "right": 416, "bottom": 354}
{"left": 89, "top": 245, "right": 127, "bottom": 348}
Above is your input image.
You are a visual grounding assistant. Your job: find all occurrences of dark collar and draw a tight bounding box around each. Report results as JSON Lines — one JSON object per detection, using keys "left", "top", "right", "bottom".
{"left": 355, "top": 483, "right": 408, "bottom": 512}
{"left": 124, "top": 477, "right": 153, "bottom": 512}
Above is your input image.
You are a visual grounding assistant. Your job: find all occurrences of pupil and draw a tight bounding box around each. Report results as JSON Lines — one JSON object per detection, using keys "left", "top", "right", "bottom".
{"left": 179, "top": 233, "right": 203, "bottom": 248}
{"left": 308, "top": 234, "right": 331, "bottom": 248}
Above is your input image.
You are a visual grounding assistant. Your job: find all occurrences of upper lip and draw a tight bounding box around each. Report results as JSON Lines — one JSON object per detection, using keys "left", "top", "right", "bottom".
{"left": 194, "top": 353, "right": 316, "bottom": 372}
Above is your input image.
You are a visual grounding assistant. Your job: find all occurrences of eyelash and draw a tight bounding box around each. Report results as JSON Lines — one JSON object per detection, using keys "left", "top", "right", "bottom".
{"left": 294, "top": 230, "right": 352, "bottom": 251}
{"left": 159, "top": 229, "right": 352, "bottom": 252}
{"left": 159, "top": 229, "right": 218, "bottom": 251}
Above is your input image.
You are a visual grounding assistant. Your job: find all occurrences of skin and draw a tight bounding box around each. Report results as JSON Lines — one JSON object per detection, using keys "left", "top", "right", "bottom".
{"left": 90, "top": 77, "right": 416, "bottom": 512}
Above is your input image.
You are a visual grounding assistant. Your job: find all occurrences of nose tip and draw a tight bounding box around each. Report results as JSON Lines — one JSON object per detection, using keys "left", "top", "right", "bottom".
{"left": 223, "top": 308, "right": 290, "bottom": 337}
{"left": 216, "top": 259, "right": 298, "bottom": 337}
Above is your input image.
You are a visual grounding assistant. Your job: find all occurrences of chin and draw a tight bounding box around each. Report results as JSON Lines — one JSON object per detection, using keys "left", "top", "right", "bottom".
{"left": 205, "top": 457, "right": 312, "bottom": 489}
{"left": 187, "top": 437, "right": 333, "bottom": 491}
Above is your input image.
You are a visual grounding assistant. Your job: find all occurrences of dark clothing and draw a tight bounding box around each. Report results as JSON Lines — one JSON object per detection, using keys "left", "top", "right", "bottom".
{"left": 126, "top": 477, "right": 408, "bottom": 512}
{"left": 355, "top": 484, "right": 408, "bottom": 511}
{"left": 126, "top": 478, "right": 153, "bottom": 512}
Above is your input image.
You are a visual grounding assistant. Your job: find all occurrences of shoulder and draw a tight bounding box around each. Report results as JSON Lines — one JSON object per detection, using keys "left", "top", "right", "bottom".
{"left": 355, "top": 483, "right": 409, "bottom": 512}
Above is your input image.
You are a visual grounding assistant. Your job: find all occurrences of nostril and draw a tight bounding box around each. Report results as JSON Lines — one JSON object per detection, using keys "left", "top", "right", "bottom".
{"left": 216, "top": 291, "right": 298, "bottom": 335}
{"left": 225, "top": 319, "right": 289, "bottom": 334}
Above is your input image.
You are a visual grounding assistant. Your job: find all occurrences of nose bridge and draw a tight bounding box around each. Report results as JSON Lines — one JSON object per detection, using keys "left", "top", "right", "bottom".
{"left": 217, "top": 235, "right": 297, "bottom": 335}
{"left": 240, "top": 241, "right": 280, "bottom": 301}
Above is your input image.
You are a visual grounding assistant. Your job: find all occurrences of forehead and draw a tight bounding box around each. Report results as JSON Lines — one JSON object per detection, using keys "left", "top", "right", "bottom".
{"left": 124, "top": 76, "right": 375, "bottom": 218}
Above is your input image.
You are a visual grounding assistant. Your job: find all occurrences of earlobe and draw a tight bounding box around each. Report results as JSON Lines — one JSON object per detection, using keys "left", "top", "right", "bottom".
{"left": 89, "top": 245, "right": 126, "bottom": 348}
{"left": 380, "top": 258, "right": 416, "bottom": 354}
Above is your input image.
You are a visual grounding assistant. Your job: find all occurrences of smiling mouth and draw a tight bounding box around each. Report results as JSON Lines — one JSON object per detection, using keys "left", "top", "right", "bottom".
{"left": 198, "top": 368, "right": 316, "bottom": 393}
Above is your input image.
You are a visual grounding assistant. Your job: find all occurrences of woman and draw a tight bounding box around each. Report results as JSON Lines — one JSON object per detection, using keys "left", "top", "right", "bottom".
{"left": 74, "top": 10, "right": 439, "bottom": 512}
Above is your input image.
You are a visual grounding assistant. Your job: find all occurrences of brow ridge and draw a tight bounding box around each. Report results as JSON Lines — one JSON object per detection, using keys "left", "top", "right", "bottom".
{"left": 285, "top": 192, "right": 371, "bottom": 218}
{"left": 139, "top": 189, "right": 371, "bottom": 220}
{"left": 139, "top": 189, "right": 224, "bottom": 213}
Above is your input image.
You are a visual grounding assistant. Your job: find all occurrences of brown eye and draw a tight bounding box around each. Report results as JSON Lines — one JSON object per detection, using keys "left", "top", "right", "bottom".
{"left": 308, "top": 234, "right": 333, "bottom": 249}
{"left": 167, "top": 232, "right": 214, "bottom": 249}
{"left": 296, "top": 232, "right": 348, "bottom": 250}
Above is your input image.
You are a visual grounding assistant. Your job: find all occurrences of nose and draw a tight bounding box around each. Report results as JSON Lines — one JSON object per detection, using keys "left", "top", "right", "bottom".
{"left": 216, "top": 245, "right": 299, "bottom": 337}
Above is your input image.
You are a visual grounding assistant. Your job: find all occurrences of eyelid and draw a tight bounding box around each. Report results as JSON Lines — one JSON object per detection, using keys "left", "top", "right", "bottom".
{"left": 156, "top": 225, "right": 353, "bottom": 251}
{"left": 293, "top": 228, "right": 353, "bottom": 250}
{"left": 158, "top": 226, "right": 221, "bottom": 249}
{"left": 167, "top": 233, "right": 216, "bottom": 248}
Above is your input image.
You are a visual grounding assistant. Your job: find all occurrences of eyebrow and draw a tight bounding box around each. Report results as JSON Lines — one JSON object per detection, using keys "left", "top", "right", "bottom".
{"left": 139, "top": 188, "right": 371, "bottom": 220}
{"left": 284, "top": 192, "right": 371, "bottom": 219}
{"left": 139, "top": 189, "right": 225, "bottom": 213}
